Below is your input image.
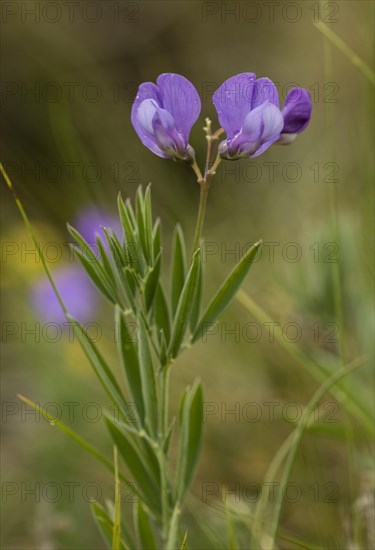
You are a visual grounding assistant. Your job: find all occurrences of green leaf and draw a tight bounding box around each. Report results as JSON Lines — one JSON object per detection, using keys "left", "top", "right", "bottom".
{"left": 136, "top": 186, "right": 150, "bottom": 265}
{"left": 104, "top": 416, "right": 161, "bottom": 514}
{"left": 144, "top": 184, "right": 154, "bottom": 262}
{"left": 189, "top": 256, "right": 203, "bottom": 332}
{"left": 170, "top": 225, "right": 187, "bottom": 316}
{"left": 104, "top": 231, "right": 137, "bottom": 312}
{"left": 112, "top": 446, "right": 121, "bottom": 550}
{"left": 175, "top": 380, "right": 204, "bottom": 503}
{"left": 111, "top": 419, "right": 161, "bottom": 494}
{"left": 154, "top": 284, "right": 171, "bottom": 345}
{"left": 169, "top": 249, "right": 201, "bottom": 359}
{"left": 144, "top": 251, "right": 162, "bottom": 311}
{"left": 91, "top": 502, "right": 128, "bottom": 550}
{"left": 134, "top": 500, "right": 157, "bottom": 550}
{"left": 153, "top": 219, "right": 161, "bottom": 257}
{"left": 138, "top": 315, "right": 158, "bottom": 437}
{"left": 162, "top": 418, "right": 175, "bottom": 455}
{"left": 118, "top": 193, "right": 134, "bottom": 245}
{"left": 192, "top": 241, "right": 261, "bottom": 342}
{"left": 67, "top": 313, "right": 127, "bottom": 410}
{"left": 118, "top": 195, "right": 139, "bottom": 270}
{"left": 72, "top": 245, "right": 116, "bottom": 303}
{"left": 115, "top": 307, "right": 144, "bottom": 425}
{"left": 68, "top": 223, "right": 119, "bottom": 303}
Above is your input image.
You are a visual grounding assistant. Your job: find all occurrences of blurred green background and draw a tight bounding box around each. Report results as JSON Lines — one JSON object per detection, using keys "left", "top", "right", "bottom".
{"left": 1, "top": 1, "right": 374, "bottom": 548}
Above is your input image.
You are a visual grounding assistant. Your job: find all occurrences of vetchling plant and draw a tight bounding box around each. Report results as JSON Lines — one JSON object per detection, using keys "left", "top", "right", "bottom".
{"left": 2, "top": 72, "right": 313, "bottom": 549}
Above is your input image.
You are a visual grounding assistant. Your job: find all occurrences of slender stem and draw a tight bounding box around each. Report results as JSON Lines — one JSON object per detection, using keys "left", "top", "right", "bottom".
{"left": 0, "top": 162, "right": 68, "bottom": 315}
{"left": 192, "top": 180, "right": 209, "bottom": 254}
{"left": 191, "top": 159, "right": 203, "bottom": 183}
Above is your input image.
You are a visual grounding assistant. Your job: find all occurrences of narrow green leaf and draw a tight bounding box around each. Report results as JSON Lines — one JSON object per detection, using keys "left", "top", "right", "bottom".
{"left": 189, "top": 256, "right": 203, "bottom": 332}
{"left": 162, "top": 418, "right": 175, "bottom": 455}
{"left": 144, "top": 251, "right": 162, "bottom": 311}
{"left": 104, "top": 416, "right": 161, "bottom": 514}
{"left": 176, "top": 380, "right": 204, "bottom": 503}
{"left": 170, "top": 225, "right": 187, "bottom": 316}
{"left": 159, "top": 330, "right": 168, "bottom": 368}
{"left": 112, "top": 446, "right": 121, "bottom": 550}
{"left": 115, "top": 307, "right": 144, "bottom": 425}
{"left": 192, "top": 241, "right": 261, "bottom": 342}
{"left": 66, "top": 313, "right": 127, "bottom": 410}
{"left": 91, "top": 502, "right": 128, "bottom": 550}
{"left": 136, "top": 186, "right": 150, "bottom": 263}
{"left": 118, "top": 195, "right": 139, "bottom": 271}
{"left": 169, "top": 249, "right": 201, "bottom": 359}
{"left": 155, "top": 283, "right": 171, "bottom": 344}
{"left": 73, "top": 246, "right": 116, "bottom": 303}
{"left": 138, "top": 315, "right": 158, "bottom": 437}
{"left": 144, "top": 184, "right": 154, "bottom": 262}
{"left": 118, "top": 193, "right": 135, "bottom": 245}
{"left": 110, "top": 418, "right": 162, "bottom": 494}
{"left": 18, "top": 394, "right": 113, "bottom": 472}
{"left": 134, "top": 500, "right": 157, "bottom": 550}
{"left": 104, "top": 231, "right": 137, "bottom": 312}
{"left": 97, "top": 235, "right": 116, "bottom": 279}
{"left": 153, "top": 219, "right": 161, "bottom": 257}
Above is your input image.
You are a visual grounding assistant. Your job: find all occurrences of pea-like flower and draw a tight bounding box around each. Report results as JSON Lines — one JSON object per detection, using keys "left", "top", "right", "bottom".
{"left": 131, "top": 73, "right": 201, "bottom": 162}
{"left": 278, "top": 88, "right": 312, "bottom": 144}
{"left": 32, "top": 266, "right": 97, "bottom": 324}
{"left": 213, "top": 73, "right": 312, "bottom": 159}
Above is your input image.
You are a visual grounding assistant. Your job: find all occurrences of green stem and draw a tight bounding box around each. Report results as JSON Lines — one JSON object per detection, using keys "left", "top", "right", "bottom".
{"left": 192, "top": 180, "right": 210, "bottom": 254}
{"left": 158, "top": 365, "right": 171, "bottom": 542}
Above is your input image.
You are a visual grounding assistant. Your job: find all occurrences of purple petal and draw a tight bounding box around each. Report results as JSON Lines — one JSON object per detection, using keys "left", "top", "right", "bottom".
{"left": 252, "top": 77, "right": 280, "bottom": 109}
{"left": 281, "top": 88, "right": 312, "bottom": 134}
{"left": 131, "top": 82, "right": 170, "bottom": 158}
{"left": 32, "top": 266, "right": 98, "bottom": 324}
{"left": 74, "top": 207, "right": 121, "bottom": 249}
{"left": 156, "top": 73, "right": 201, "bottom": 140}
{"left": 213, "top": 73, "right": 256, "bottom": 136}
{"left": 243, "top": 102, "right": 284, "bottom": 157}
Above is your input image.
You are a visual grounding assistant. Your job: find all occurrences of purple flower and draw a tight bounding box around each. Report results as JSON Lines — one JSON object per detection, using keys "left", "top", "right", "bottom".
{"left": 74, "top": 206, "right": 122, "bottom": 252}
{"left": 131, "top": 73, "right": 201, "bottom": 162}
{"left": 278, "top": 88, "right": 312, "bottom": 144}
{"left": 32, "top": 266, "right": 98, "bottom": 324}
{"left": 213, "top": 73, "right": 312, "bottom": 159}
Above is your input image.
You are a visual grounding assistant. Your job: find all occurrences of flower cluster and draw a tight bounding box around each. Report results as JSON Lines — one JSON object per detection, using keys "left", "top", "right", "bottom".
{"left": 131, "top": 72, "right": 312, "bottom": 162}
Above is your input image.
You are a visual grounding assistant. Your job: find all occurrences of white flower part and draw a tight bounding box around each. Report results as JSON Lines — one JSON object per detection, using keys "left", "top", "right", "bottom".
{"left": 137, "top": 99, "right": 159, "bottom": 135}
{"left": 278, "top": 133, "right": 298, "bottom": 145}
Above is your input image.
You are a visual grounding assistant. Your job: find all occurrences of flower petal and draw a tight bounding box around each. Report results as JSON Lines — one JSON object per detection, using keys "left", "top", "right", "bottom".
{"left": 252, "top": 77, "right": 280, "bottom": 109}
{"left": 131, "top": 82, "right": 169, "bottom": 158}
{"left": 32, "top": 266, "right": 97, "bottom": 324}
{"left": 156, "top": 73, "right": 201, "bottom": 140}
{"left": 243, "top": 101, "right": 284, "bottom": 158}
{"left": 213, "top": 73, "right": 256, "bottom": 136}
{"left": 281, "top": 88, "right": 312, "bottom": 134}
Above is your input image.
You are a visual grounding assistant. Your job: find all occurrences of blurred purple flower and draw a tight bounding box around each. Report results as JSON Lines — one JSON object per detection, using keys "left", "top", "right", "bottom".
{"left": 131, "top": 73, "right": 201, "bottom": 162}
{"left": 213, "top": 73, "right": 312, "bottom": 159}
{"left": 74, "top": 206, "right": 122, "bottom": 250}
{"left": 32, "top": 266, "right": 97, "bottom": 324}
